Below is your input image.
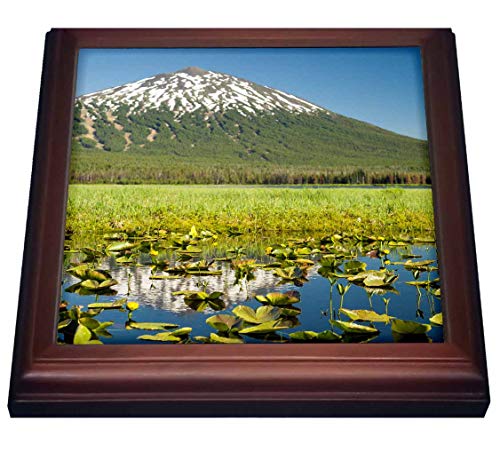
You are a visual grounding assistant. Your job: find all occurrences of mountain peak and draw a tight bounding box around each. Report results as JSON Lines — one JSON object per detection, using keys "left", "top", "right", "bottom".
{"left": 176, "top": 66, "right": 209, "bottom": 76}
{"left": 78, "top": 67, "right": 325, "bottom": 117}
{"left": 72, "top": 67, "right": 429, "bottom": 176}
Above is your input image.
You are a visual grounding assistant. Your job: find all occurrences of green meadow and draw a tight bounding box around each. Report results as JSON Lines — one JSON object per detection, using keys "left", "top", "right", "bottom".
{"left": 66, "top": 184, "right": 435, "bottom": 241}
{"left": 60, "top": 183, "right": 442, "bottom": 345}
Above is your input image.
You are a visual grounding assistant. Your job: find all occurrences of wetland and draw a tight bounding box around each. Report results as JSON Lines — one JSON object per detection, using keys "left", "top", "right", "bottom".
{"left": 59, "top": 185, "right": 442, "bottom": 345}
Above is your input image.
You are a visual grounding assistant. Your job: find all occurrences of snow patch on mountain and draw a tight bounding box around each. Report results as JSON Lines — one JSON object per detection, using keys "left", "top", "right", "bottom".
{"left": 78, "top": 67, "right": 327, "bottom": 118}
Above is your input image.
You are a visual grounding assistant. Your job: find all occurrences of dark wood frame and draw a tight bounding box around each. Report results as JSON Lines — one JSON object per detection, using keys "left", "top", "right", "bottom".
{"left": 8, "top": 28, "right": 489, "bottom": 417}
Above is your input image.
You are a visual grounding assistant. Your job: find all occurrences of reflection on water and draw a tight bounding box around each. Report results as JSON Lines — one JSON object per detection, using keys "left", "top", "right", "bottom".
{"left": 64, "top": 264, "right": 284, "bottom": 312}
{"left": 61, "top": 243, "right": 443, "bottom": 344}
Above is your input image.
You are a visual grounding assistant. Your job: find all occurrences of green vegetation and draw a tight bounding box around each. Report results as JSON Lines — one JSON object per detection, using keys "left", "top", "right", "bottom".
{"left": 93, "top": 121, "right": 126, "bottom": 152}
{"left": 71, "top": 102, "right": 430, "bottom": 185}
{"left": 72, "top": 102, "right": 88, "bottom": 137}
{"left": 59, "top": 225, "right": 441, "bottom": 344}
{"left": 70, "top": 150, "right": 430, "bottom": 184}
{"left": 65, "top": 185, "right": 435, "bottom": 240}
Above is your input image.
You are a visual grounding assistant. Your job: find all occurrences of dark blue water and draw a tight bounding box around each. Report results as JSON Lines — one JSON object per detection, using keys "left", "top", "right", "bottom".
{"left": 61, "top": 244, "right": 442, "bottom": 344}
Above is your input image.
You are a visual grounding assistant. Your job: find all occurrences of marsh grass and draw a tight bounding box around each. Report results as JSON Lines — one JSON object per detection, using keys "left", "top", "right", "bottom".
{"left": 66, "top": 185, "right": 435, "bottom": 240}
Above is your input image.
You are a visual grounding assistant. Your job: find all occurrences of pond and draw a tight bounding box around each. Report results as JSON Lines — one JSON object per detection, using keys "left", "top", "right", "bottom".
{"left": 59, "top": 230, "right": 443, "bottom": 344}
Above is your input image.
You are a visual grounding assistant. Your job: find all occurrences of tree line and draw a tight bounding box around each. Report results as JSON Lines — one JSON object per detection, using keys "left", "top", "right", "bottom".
{"left": 70, "top": 160, "right": 430, "bottom": 185}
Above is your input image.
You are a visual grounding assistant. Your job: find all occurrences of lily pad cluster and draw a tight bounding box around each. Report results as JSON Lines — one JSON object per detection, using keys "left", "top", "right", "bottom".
{"left": 57, "top": 298, "right": 194, "bottom": 344}
{"left": 58, "top": 303, "right": 114, "bottom": 345}
{"left": 194, "top": 291, "right": 301, "bottom": 343}
{"left": 66, "top": 265, "right": 118, "bottom": 295}
{"left": 173, "top": 290, "right": 226, "bottom": 311}
{"left": 61, "top": 226, "right": 443, "bottom": 344}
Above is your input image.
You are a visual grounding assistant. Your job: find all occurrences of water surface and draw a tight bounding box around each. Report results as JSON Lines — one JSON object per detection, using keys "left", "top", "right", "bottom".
{"left": 61, "top": 241, "right": 442, "bottom": 344}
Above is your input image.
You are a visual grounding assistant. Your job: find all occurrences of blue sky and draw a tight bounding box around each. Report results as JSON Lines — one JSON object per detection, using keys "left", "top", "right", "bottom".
{"left": 76, "top": 47, "right": 427, "bottom": 139}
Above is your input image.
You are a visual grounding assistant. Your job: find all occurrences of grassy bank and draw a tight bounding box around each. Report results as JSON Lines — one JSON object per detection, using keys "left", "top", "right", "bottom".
{"left": 65, "top": 185, "right": 436, "bottom": 240}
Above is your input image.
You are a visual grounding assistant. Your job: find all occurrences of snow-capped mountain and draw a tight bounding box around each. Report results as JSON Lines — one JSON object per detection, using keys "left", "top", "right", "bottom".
{"left": 79, "top": 66, "right": 324, "bottom": 118}
{"left": 71, "top": 66, "right": 429, "bottom": 184}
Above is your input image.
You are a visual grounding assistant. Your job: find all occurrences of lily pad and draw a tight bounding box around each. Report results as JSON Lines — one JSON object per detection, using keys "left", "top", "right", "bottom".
{"left": 344, "top": 260, "right": 367, "bottom": 274}
{"left": 209, "top": 333, "right": 244, "bottom": 344}
{"left": 391, "top": 318, "right": 431, "bottom": 335}
{"left": 430, "top": 287, "right": 441, "bottom": 298}
{"left": 295, "top": 258, "right": 315, "bottom": 266}
{"left": 279, "top": 305, "right": 302, "bottom": 317}
{"left": 73, "top": 324, "right": 92, "bottom": 344}
{"left": 137, "top": 327, "right": 192, "bottom": 342}
{"left": 93, "top": 321, "right": 114, "bottom": 337}
{"left": 239, "top": 319, "right": 293, "bottom": 335}
{"left": 107, "top": 241, "right": 136, "bottom": 252}
{"left": 318, "top": 256, "right": 341, "bottom": 270}
{"left": 137, "top": 332, "right": 182, "bottom": 342}
{"left": 255, "top": 291, "right": 300, "bottom": 306}
{"left": 364, "top": 286, "right": 400, "bottom": 296}
{"left": 79, "top": 317, "right": 100, "bottom": 330}
{"left": 429, "top": 312, "right": 443, "bottom": 326}
{"left": 348, "top": 269, "right": 398, "bottom": 288}
{"left": 273, "top": 267, "right": 308, "bottom": 286}
{"left": 232, "top": 305, "right": 282, "bottom": 324}
{"left": 330, "top": 320, "right": 379, "bottom": 335}
{"left": 206, "top": 314, "right": 242, "bottom": 333}
{"left": 67, "top": 264, "right": 90, "bottom": 279}
{"left": 339, "top": 308, "right": 391, "bottom": 323}
{"left": 115, "top": 255, "right": 137, "bottom": 264}
{"left": 362, "top": 273, "right": 388, "bottom": 287}
{"left": 80, "top": 279, "right": 100, "bottom": 289}
{"left": 87, "top": 269, "right": 112, "bottom": 282}
{"left": 170, "top": 327, "right": 193, "bottom": 337}
{"left": 80, "top": 278, "right": 118, "bottom": 291}
{"left": 183, "top": 291, "right": 225, "bottom": 312}
{"left": 126, "top": 321, "right": 179, "bottom": 331}
{"left": 402, "top": 259, "right": 436, "bottom": 271}
{"left": 57, "top": 318, "right": 72, "bottom": 330}
{"left": 289, "top": 330, "right": 341, "bottom": 342}
{"left": 406, "top": 280, "right": 431, "bottom": 287}
{"left": 101, "top": 279, "right": 117, "bottom": 290}
{"left": 87, "top": 300, "right": 125, "bottom": 310}
{"left": 185, "top": 270, "right": 222, "bottom": 276}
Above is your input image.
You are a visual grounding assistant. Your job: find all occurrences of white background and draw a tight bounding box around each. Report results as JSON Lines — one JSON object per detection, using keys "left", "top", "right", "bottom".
{"left": 0, "top": 0, "right": 498, "bottom": 449}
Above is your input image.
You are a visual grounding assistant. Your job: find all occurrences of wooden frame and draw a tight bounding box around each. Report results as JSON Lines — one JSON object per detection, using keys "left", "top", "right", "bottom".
{"left": 8, "top": 28, "right": 489, "bottom": 417}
